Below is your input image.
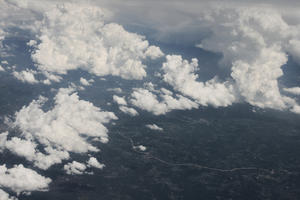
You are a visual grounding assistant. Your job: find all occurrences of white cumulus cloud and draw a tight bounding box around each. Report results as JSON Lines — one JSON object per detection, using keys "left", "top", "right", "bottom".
{"left": 3, "top": 88, "right": 117, "bottom": 170}
{"left": 196, "top": 7, "right": 300, "bottom": 112}
{"left": 80, "top": 77, "right": 92, "bottom": 86}
{"left": 119, "top": 106, "right": 139, "bottom": 116}
{"left": 29, "top": 3, "right": 163, "bottom": 81}
{"left": 0, "top": 189, "right": 16, "bottom": 200}
{"left": 113, "top": 95, "right": 127, "bottom": 106}
{"left": 12, "top": 69, "right": 38, "bottom": 84}
{"left": 130, "top": 87, "right": 198, "bottom": 115}
{"left": 0, "top": 65, "right": 5, "bottom": 72}
{"left": 87, "top": 157, "right": 105, "bottom": 169}
{"left": 283, "top": 87, "right": 300, "bottom": 95}
{"left": 64, "top": 161, "right": 87, "bottom": 175}
{"left": 0, "top": 164, "right": 51, "bottom": 195}
{"left": 146, "top": 124, "right": 163, "bottom": 131}
{"left": 162, "top": 55, "right": 236, "bottom": 107}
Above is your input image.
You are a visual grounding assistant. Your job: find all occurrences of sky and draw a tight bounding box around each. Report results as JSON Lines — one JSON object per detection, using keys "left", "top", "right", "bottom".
{"left": 0, "top": 0, "right": 300, "bottom": 199}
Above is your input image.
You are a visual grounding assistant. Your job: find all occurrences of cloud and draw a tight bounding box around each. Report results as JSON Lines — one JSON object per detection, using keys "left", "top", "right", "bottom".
{"left": 0, "top": 65, "right": 5, "bottom": 72}
{"left": 107, "top": 88, "right": 123, "bottom": 94}
{"left": 119, "top": 106, "right": 139, "bottom": 116}
{"left": 146, "top": 124, "right": 163, "bottom": 131}
{"left": 4, "top": 137, "right": 37, "bottom": 161}
{"left": 42, "top": 71, "right": 62, "bottom": 84}
{"left": 26, "top": 3, "right": 163, "bottom": 81}
{"left": 283, "top": 87, "right": 300, "bottom": 95}
{"left": 130, "top": 87, "right": 198, "bottom": 115}
{"left": 0, "top": 164, "right": 51, "bottom": 195}
{"left": 87, "top": 157, "right": 105, "bottom": 169}
{"left": 12, "top": 69, "right": 38, "bottom": 84}
{"left": 80, "top": 77, "right": 92, "bottom": 86}
{"left": 113, "top": 95, "right": 127, "bottom": 106}
{"left": 98, "top": 0, "right": 300, "bottom": 44}
{"left": 0, "top": 189, "right": 16, "bottom": 200}
{"left": 3, "top": 88, "right": 117, "bottom": 170}
{"left": 113, "top": 95, "right": 139, "bottom": 116}
{"left": 134, "top": 145, "right": 147, "bottom": 151}
{"left": 64, "top": 157, "right": 105, "bottom": 175}
{"left": 0, "top": 132, "right": 70, "bottom": 170}
{"left": 162, "top": 55, "right": 236, "bottom": 107}
{"left": 0, "top": 132, "right": 8, "bottom": 151}
{"left": 195, "top": 7, "right": 300, "bottom": 112}
{"left": 287, "top": 39, "right": 300, "bottom": 64}
{"left": 64, "top": 161, "right": 87, "bottom": 175}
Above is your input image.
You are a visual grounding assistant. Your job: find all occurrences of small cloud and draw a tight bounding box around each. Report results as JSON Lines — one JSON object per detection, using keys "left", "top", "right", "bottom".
{"left": 80, "top": 77, "right": 93, "bottom": 86}
{"left": 119, "top": 106, "right": 139, "bottom": 116}
{"left": 283, "top": 87, "right": 300, "bottom": 95}
{"left": 87, "top": 157, "right": 105, "bottom": 169}
{"left": 107, "top": 88, "right": 123, "bottom": 93}
{"left": 134, "top": 145, "right": 147, "bottom": 151}
{"left": 130, "top": 87, "right": 198, "bottom": 115}
{"left": 113, "top": 95, "right": 127, "bottom": 106}
{"left": 146, "top": 124, "right": 163, "bottom": 131}
{"left": 1, "top": 60, "right": 8, "bottom": 65}
{"left": 64, "top": 161, "right": 87, "bottom": 175}
{"left": 12, "top": 69, "right": 39, "bottom": 84}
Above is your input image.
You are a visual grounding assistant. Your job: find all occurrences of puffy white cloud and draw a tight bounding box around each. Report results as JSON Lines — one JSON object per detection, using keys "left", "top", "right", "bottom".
{"left": 42, "top": 71, "right": 62, "bottom": 84}
{"left": 4, "top": 88, "right": 117, "bottom": 169}
{"left": 0, "top": 189, "right": 17, "bottom": 200}
{"left": 0, "top": 132, "right": 8, "bottom": 151}
{"left": 162, "top": 55, "right": 236, "bottom": 107}
{"left": 79, "top": 78, "right": 91, "bottom": 86}
{"left": 0, "top": 164, "right": 51, "bottom": 195}
{"left": 87, "top": 157, "right": 105, "bottom": 169}
{"left": 0, "top": 65, "right": 5, "bottom": 71}
{"left": 119, "top": 106, "right": 139, "bottom": 116}
{"left": 287, "top": 39, "right": 300, "bottom": 64}
{"left": 64, "top": 157, "right": 105, "bottom": 175}
{"left": 1, "top": 61, "right": 8, "bottom": 65}
{"left": 290, "top": 104, "right": 300, "bottom": 114}
{"left": 29, "top": 3, "right": 163, "bottom": 81}
{"left": 146, "top": 124, "right": 163, "bottom": 131}
{"left": 113, "top": 95, "right": 127, "bottom": 106}
{"left": 12, "top": 69, "right": 38, "bottom": 84}
{"left": 144, "top": 46, "right": 164, "bottom": 59}
{"left": 107, "top": 88, "right": 123, "bottom": 94}
{"left": 4, "top": 137, "right": 37, "bottom": 161}
{"left": 64, "top": 161, "right": 87, "bottom": 175}
{"left": 131, "top": 88, "right": 167, "bottom": 115}
{"left": 283, "top": 87, "right": 300, "bottom": 95}
{"left": 134, "top": 145, "right": 146, "bottom": 151}
{"left": 230, "top": 48, "right": 288, "bottom": 109}
{"left": 130, "top": 87, "right": 198, "bottom": 115}
{"left": 34, "top": 148, "right": 70, "bottom": 170}
{"left": 196, "top": 7, "right": 300, "bottom": 112}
